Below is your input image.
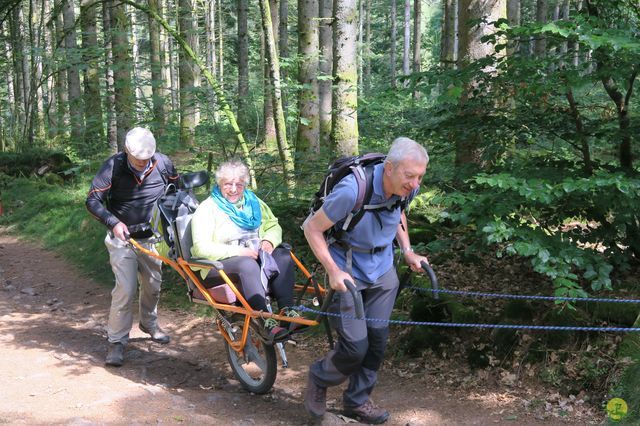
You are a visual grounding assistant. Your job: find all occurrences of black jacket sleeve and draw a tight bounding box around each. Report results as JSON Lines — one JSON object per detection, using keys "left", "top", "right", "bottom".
{"left": 85, "top": 156, "right": 120, "bottom": 230}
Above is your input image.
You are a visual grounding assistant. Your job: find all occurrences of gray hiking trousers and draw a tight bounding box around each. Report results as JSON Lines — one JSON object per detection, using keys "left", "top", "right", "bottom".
{"left": 309, "top": 267, "right": 399, "bottom": 408}
{"left": 104, "top": 233, "right": 163, "bottom": 344}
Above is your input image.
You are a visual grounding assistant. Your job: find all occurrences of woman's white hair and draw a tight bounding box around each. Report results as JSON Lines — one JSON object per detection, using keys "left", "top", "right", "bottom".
{"left": 215, "top": 159, "right": 250, "bottom": 186}
{"left": 385, "top": 137, "right": 429, "bottom": 166}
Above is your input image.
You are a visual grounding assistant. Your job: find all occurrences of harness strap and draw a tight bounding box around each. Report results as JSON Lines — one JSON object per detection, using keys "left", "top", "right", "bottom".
{"left": 362, "top": 198, "right": 403, "bottom": 211}
{"left": 328, "top": 238, "right": 389, "bottom": 254}
{"left": 328, "top": 239, "right": 389, "bottom": 276}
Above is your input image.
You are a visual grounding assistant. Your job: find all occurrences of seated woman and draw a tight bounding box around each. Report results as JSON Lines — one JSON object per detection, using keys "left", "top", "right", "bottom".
{"left": 191, "top": 160, "right": 296, "bottom": 342}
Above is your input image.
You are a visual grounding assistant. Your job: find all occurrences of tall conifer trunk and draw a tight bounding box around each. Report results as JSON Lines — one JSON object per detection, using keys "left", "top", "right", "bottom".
{"left": 332, "top": 0, "right": 359, "bottom": 157}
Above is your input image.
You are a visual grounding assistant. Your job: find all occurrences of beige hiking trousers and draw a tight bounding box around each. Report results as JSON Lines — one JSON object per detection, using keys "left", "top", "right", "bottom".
{"left": 104, "top": 233, "right": 163, "bottom": 344}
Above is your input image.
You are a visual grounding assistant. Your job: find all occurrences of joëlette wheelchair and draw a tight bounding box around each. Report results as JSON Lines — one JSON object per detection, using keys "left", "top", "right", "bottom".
{"left": 127, "top": 171, "right": 363, "bottom": 394}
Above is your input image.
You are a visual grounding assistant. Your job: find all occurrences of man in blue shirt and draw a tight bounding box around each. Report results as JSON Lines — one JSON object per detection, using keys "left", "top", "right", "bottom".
{"left": 302, "top": 137, "right": 430, "bottom": 424}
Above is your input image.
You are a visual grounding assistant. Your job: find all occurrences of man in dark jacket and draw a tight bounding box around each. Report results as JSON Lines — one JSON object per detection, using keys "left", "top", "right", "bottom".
{"left": 86, "top": 127, "right": 178, "bottom": 366}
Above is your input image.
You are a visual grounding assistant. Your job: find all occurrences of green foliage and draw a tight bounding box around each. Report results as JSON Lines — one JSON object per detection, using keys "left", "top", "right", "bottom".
{"left": 0, "top": 175, "right": 113, "bottom": 284}
{"left": 436, "top": 170, "right": 640, "bottom": 296}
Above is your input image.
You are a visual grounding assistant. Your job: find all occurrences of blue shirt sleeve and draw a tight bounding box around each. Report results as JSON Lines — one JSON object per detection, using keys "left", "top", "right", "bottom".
{"left": 321, "top": 174, "right": 359, "bottom": 225}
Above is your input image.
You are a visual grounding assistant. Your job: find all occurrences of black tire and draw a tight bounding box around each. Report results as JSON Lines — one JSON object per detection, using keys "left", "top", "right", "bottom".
{"left": 224, "top": 315, "right": 277, "bottom": 394}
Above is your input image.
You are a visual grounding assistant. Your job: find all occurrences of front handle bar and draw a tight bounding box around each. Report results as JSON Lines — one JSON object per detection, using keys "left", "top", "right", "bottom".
{"left": 344, "top": 279, "right": 365, "bottom": 319}
{"left": 319, "top": 279, "right": 365, "bottom": 320}
{"left": 420, "top": 261, "right": 439, "bottom": 300}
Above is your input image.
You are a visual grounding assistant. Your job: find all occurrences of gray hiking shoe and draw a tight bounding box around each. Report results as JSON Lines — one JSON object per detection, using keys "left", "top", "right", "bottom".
{"left": 139, "top": 323, "right": 170, "bottom": 344}
{"left": 303, "top": 372, "right": 327, "bottom": 418}
{"left": 105, "top": 342, "right": 124, "bottom": 367}
{"left": 343, "top": 399, "right": 390, "bottom": 424}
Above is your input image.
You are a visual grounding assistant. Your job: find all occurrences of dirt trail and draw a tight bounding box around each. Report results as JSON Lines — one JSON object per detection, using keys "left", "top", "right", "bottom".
{"left": 0, "top": 228, "right": 601, "bottom": 425}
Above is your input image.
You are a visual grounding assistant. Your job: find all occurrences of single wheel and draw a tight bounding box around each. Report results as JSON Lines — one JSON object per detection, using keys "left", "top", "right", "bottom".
{"left": 224, "top": 315, "right": 277, "bottom": 394}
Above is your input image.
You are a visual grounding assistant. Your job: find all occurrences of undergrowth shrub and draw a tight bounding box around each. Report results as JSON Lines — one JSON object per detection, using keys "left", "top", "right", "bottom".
{"left": 436, "top": 170, "right": 640, "bottom": 299}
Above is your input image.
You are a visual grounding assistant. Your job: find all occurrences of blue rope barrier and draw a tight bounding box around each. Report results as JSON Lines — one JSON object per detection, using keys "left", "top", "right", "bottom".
{"left": 405, "top": 286, "right": 640, "bottom": 304}
{"left": 297, "top": 306, "right": 640, "bottom": 333}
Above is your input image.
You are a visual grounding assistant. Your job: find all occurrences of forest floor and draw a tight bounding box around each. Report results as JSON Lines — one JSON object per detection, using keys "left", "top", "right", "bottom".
{"left": 0, "top": 226, "right": 609, "bottom": 425}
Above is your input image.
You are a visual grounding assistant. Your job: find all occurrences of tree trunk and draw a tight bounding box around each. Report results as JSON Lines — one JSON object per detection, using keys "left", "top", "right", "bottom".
{"left": 296, "top": 0, "right": 320, "bottom": 154}
{"left": 205, "top": 0, "right": 218, "bottom": 124}
{"left": 279, "top": 0, "right": 289, "bottom": 60}
{"left": 130, "top": 8, "right": 144, "bottom": 121}
{"left": 565, "top": 87, "right": 592, "bottom": 175}
{"left": 259, "top": 0, "right": 296, "bottom": 193}
{"left": 332, "top": 0, "right": 359, "bottom": 157}
{"left": 218, "top": 0, "right": 224, "bottom": 88}
{"left": 279, "top": 0, "right": 289, "bottom": 109}
{"left": 458, "top": 0, "right": 506, "bottom": 67}
{"left": 585, "top": 1, "right": 635, "bottom": 171}
{"left": 402, "top": 0, "right": 411, "bottom": 85}
{"left": 357, "top": 0, "right": 364, "bottom": 91}
{"left": 178, "top": 0, "right": 200, "bottom": 147}
{"left": 1, "top": 23, "right": 15, "bottom": 150}
{"left": 559, "top": 0, "right": 569, "bottom": 67}
{"left": 263, "top": 0, "right": 278, "bottom": 153}
{"left": 572, "top": 0, "right": 582, "bottom": 67}
{"left": 109, "top": 0, "right": 135, "bottom": 151}
{"left": 62, "top": 0, "right": 85, "bottom": 145}
{"left": 29, "top": 0, "right": 45, "bottom": 142}
{"left": 441, "top": 0, "right": 457, "bottom": 68}
{"left": 390, "top": 0, "right": 397, "bottom": 86}
{"left": 80, "top": 0, "right": 105, "bottom": 149}
{"left": 148, "top": 0, "right": 167, "bottom": 138}
{"left": 237, "top": 0, "right": 249, "bottom": 126}
{"left": 506, "top": 0, "right": 520, "bottom": 25}
{"left": 318, "top": 0, "right": 333, "bottom": 147}
{"left": 9, "top": 4, "right": 26, "bottom": 148}
{"left": 364, "top": 0, "right": 371, "bottom": 95}
{"left": 601, "top": 74, "right": 636, "bottom": 170}
{"left": 54, "top": 4, "right": 69, "bottom": 139}
{"left": 22, "top": 0, "right": 33, "bottom": 146}
{"left": 506, "top": 0, "right": 520, "bottom": 57}
{"left": 44, "top": 0, "right": 58, "bottom": 139}
{"left": 456, "top": 0, "right": 506, "bottom": 168}
{"left": 412, "top": 0, "right": 422, "bottom": 98}
{"left": 102, "top": 1, "right": 117, "bottom": 152}
{"left": 534, "top": 0, "right": 547, "bottom": 58}
{"left": 167, "top": 5, "right": 179, "bottom": 112}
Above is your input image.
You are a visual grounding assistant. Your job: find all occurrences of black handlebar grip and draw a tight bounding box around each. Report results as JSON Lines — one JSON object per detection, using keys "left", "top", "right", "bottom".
{"left": 344, "top": 279, "right": 365, "bottom": 319}
{"left": 420, "top": 261, "right": 439, "bottom": 300}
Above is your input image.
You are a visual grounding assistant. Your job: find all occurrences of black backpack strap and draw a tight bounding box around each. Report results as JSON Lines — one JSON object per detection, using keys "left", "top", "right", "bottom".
{"left": 341, "top": 163, "right": 377, "bottom": 232}
{"left": 107, "top": 153, "right": 127, "bottom": 208}
{"left": 154, "top": 154, "right": 170, "bottom": 185}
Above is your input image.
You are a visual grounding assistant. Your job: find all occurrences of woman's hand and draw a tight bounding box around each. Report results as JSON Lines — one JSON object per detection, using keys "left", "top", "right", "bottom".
{"left": 238, "top": 246, "right": 259, "bottom": 259}
{"left": 260, "top": 240, "right": 274, "bottom": 254}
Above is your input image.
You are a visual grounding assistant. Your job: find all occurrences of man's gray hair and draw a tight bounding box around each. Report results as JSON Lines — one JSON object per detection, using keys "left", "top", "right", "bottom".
{"left": 215, "top": 159, "right": 251, "bottom": 186}
{"left": 386, "top": 137, "right": 429, "bottom": 166}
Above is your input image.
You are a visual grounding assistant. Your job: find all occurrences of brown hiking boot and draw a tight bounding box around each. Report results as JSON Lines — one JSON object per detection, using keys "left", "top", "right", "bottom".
{"left": 303, "top": 372, "right": 327, "bottom": 418}
{"left": 343, "top": 399, "right": 390, "bottom": 424}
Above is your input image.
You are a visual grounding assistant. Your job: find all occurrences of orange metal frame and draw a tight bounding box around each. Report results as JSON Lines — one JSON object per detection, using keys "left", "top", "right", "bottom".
{"left": 129, "top": 238, "right": 322, "bottom": 355}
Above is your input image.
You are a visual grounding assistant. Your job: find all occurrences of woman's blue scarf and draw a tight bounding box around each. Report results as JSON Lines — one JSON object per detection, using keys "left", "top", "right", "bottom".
{"left": 211, "top": 185, "right": 262, "bottom": 230}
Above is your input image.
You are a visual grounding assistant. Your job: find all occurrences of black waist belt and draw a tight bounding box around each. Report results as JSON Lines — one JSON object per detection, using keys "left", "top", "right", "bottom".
{"left": 128, "top": 222, "right": 154, "bottom": 239}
